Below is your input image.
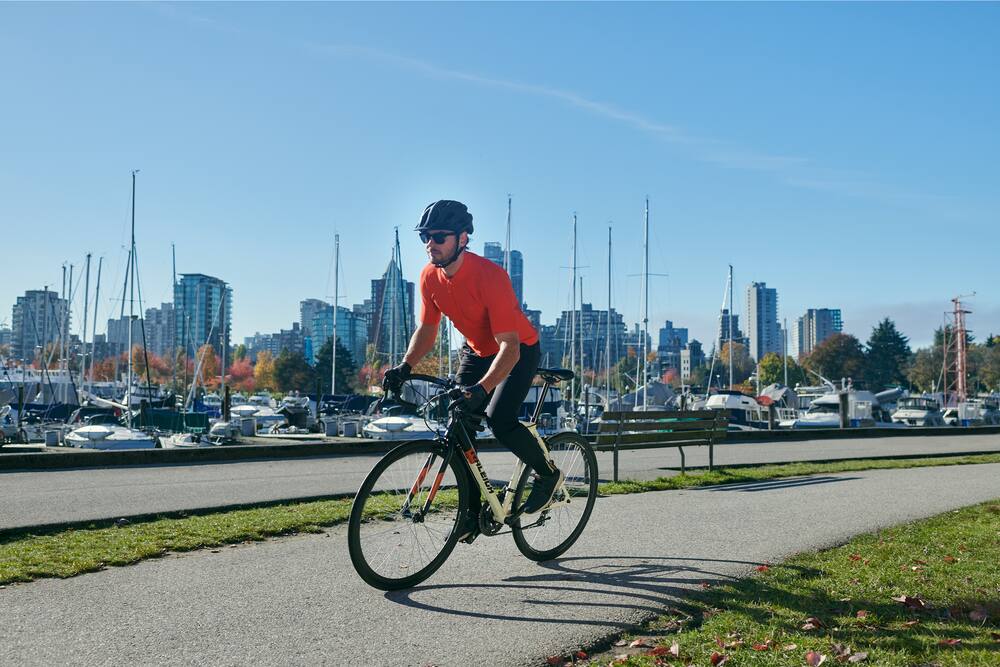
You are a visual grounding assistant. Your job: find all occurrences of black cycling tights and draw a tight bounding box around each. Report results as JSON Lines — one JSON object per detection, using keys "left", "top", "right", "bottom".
{"left": 455, "top": 341, "right": 554, "bottom": 500}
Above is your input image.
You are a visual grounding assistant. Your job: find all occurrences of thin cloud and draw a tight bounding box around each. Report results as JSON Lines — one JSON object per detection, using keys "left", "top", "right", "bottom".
{"left": 155, "top": 5, "right": 921, "bottom": 200}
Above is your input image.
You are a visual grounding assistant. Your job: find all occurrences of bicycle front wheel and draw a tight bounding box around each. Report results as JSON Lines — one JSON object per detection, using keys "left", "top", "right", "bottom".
{"left": 348, "top": 440, "right": 470, "bottom": 590}
{"left": 511, "top": 431, "right": 598, "bottom": 561}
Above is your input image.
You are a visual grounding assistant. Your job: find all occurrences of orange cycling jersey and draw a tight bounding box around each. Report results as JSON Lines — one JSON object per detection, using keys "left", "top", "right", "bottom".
{"left": 419, "top": 251, "right": 538, "bottom": 357}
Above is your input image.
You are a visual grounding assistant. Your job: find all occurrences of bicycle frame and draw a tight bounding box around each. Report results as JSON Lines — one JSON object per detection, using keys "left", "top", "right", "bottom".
{"left": 398, "top": 376, "right": 563, "bottom": 526}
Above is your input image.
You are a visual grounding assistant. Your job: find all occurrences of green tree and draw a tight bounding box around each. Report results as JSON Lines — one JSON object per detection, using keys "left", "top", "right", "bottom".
{"left": 757, "top": 352, "right": 807, "bottom": 387}
{"left": 804, "top": 333, "right": 866, "bottom": 384}
{"left": 864, "top": 318, "right": 911, "bottom": 389}
{"left": 273, "top": 350, "right": 317, "bottom": 392}
{"left": 232, "top": 343, "right": 248, "bottom": 361}
{"left": 906, "top": 347, "right": 941, "bottom": 392}
{"left": 313, "top": 338, "right": 358, "bottom": 394}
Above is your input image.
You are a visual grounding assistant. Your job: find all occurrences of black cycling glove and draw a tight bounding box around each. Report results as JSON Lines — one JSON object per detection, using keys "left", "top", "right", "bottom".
{"left": 382, "top": 362, "right": 411, "bottom": 394}
{"left": 448, "top": 384, "right": 489, "bottom": 413}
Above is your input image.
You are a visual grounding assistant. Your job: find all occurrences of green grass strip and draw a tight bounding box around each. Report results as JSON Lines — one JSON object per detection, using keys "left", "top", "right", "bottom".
{"left": 1, "top": 453, "right": 998, "bottom": 586}
{"left": 584, "top": 499, "right": 1000, "bottom": 666}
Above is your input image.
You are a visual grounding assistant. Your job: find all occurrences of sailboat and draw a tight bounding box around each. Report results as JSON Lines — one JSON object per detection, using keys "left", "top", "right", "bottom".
{"left": 66, "top": 172, "right": 157, "bottom": 450}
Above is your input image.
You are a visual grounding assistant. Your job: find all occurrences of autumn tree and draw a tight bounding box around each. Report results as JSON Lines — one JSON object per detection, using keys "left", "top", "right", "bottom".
{"left": 804, "top": 333, "right": 866, "bottom": 385}
{"left": 227, "top": 357, "right": 255, "bottom": 392}
{"left": 254, "top": 350, "right": 276, "bottom": 390}
{"left": 719, "top": 341, "right": 754, "bottom": 387}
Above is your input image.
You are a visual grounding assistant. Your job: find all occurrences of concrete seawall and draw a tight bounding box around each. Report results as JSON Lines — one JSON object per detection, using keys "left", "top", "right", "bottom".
{"left": 1, "top": 425, "right": 999, "bottom": 471}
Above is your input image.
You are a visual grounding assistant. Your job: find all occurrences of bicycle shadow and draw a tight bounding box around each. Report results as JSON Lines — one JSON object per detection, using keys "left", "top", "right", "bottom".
{"left": 384, "top": 555, "right": 816, "bottom": 627}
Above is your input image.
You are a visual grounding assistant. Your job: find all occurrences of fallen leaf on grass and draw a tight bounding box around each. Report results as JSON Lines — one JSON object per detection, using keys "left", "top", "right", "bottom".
{"left": 751, "top": 641, "right": 772, "bottom": 651}
{"left": 849, "top": 554, "right": 862, "bottom": 561}
{"left": 546, "top": 657, "right": 561, "bottom": 665}
{"left": 756, "top": 565, "right": 770, "bottom": 572}
{"left": 802, "top": 616, "right": 825, "bottom": 631}
{"left": 832, "top": 643, "right": 851, "bottom": 660}
{"left": 805, "top": 650, "right": 827, "bottom": 666}
{"left": 629, "top": 638, "right": 654, "bottom": 648}
{"left": 646, "top": 642, "right": 680, "bottom": 658}
{"left": 614, "top": 640, "right": 627, "bottom": 647}
{"left": 891, "top": 595, "right": 926, "bottom": 610}
{"left": 901, "top": 620, "right": 920, "bottom": 628}
{"left": 575, "top": 650, "right": 587, "bottom": 659}
{"left": 847, "top": 652, "right": 869, "bottom": 663}
{"left": 709, "top": 652, "right": 727, "bottom": 665}
{"left": 700, "top": 581, "right": 711, "bottom": 589}
{"left": 855, "top": 610, "right": 869, "bottom": 618}
{"left": 937, "top": 639, "right": 962, "bottom": 647}
{"left": 783, "top": 644, "right": 798, "bottom": 651}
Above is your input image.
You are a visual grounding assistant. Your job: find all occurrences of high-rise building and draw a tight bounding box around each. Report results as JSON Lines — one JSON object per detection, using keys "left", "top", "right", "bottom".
{"left": 796, "top": 308, "right": 843, "bottom": 358}
{"left": 299, "top": 299, "right": 327, "bottom": 338}
{"left": 0, "top": 327, "right": 11, "bottom": 351}
{"left": 553, "top": 303, "right": 628, "bottom": 371}
{"left": 311, "top": 304, "right": 369, "bottom": 367}
{"left": 174, "top": 274, "right": 232, "bottom": 359}
{"left": 11, "top": 289, "right": 70, "bottom": 362}
{"left": 483, "top": 241, "right": 524, "bottom": 308}
{"left": 746, "top": 282, "right": 782, "bottom": 361}
{"left": 144, "top": 302, "right": 175, "bottom": 358}
{"left": 106, "top": 315, "right": 144, "bottom": 357}
{"left": 369, "top": 258, "right": 415, "bottom": 366}
{"left": 717, "top": 308, "right": 749, "bottom": 353}
{"left": 680, "top": 340, "right": 706, "bottom": 381}
{"left": 657, "top": 320, "right": 689, "bottom": 373}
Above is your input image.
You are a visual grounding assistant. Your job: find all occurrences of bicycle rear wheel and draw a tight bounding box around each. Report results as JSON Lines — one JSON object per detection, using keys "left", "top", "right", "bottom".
{"left": 348, "top": 440, "right": 470, "bottom": 590}
{"left": 511, "top": 432, "right": 598, "bottom": 561}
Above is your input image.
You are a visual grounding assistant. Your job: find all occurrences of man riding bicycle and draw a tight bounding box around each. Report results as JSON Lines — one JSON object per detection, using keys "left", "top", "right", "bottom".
{"left": 382, "top": 200, "right": 563, "bottom": 541}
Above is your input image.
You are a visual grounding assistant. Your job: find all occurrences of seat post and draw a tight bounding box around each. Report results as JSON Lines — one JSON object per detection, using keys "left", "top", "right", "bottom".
{"left": 531, "top": 380, "right": 553, "bottom": 424}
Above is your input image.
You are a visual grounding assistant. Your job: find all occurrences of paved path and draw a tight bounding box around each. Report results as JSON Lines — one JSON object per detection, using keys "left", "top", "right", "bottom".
{"left": 2, "top": 433, "right": 998, "bottom": 531}
{"left": 2, "top": 464, "right": 999, "bottom": 666}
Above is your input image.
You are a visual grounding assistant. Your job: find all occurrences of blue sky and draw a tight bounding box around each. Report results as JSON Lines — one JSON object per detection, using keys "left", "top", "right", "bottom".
{"left": 2, "top": 2, "right": 998, "bottom": 351}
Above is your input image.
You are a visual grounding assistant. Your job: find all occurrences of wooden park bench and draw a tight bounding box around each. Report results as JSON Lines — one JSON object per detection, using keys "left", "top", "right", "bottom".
{"left": 593, "top": 410, "right": 730, "bottom": 482}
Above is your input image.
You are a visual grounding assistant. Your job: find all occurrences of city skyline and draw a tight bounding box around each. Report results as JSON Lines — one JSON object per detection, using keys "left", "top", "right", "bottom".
{"left": 2, "top": 4, "right": 999, "bottom": 350}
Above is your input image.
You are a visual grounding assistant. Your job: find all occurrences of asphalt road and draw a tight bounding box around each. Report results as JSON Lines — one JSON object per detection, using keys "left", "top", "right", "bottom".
{"left": 2, "top": 432, "right": 999, "bottom": 531}
{"left": 2, "top": 464, "right": 999, "bottom": 666}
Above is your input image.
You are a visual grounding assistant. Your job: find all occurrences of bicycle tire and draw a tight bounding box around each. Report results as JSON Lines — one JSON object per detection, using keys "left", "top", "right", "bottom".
{"left": 510, "top": 432, "right": 599, "bottom": 562}
{"left": 348, "top": 439, "right": 470, "bottom": 590}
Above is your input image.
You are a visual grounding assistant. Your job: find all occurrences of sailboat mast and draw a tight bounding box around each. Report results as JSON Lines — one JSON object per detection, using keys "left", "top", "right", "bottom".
{"left": 66, "top": 264, "right": 74, "bottom": 403}
{"left": 728, "top": 264, "right": 734, "bottom": 389}
{"left": 570, "top": 213, "right": 577, "bottom": 404}
{"left": 89, "top": 257, "right": 102, "bottom": 391}
{"left": 332, "top": 233, "right": 339, "bottom": 396}
{"left": 504, "top": 194, "right": 511, "bottom": 273}
{"left": 606, "top": 224, "right": 612, "bottom": 401}
{"left": 126, "top": 170, "right": 137, "bottom": 411}
{"left": 783, "top": 317, "right": 789, "bottom": 386}
{"left": 171, "top": 244, "right": 177, "bottom": 393}
{"left": 642, "top": 197, "right": 649, "bottom": 410}
{"left": 81, "top": 254, "right": 91, "bottom": 392}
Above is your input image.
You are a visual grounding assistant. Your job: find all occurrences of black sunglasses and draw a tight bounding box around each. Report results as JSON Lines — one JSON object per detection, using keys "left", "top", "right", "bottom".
{"left": 419, "top": 231, "right": 457, "bottom": 244}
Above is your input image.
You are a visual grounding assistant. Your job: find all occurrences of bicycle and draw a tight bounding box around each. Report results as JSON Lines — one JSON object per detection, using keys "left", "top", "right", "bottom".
{"left": 347, "top": 368, "right": 599, "bottom": 591}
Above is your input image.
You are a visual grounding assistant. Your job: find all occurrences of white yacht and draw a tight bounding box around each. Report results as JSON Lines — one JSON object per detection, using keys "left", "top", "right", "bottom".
{"left": 789, "top": 390, "right": 898, "bottom": 429}
{"left": 892, "top": 397, "right": 946, "bottom": 427}
{"left": 705, "top": 391, "right": 768, "bottom": 430}
{"left": 64, "top": 424, "right": 158, "bottom": 449}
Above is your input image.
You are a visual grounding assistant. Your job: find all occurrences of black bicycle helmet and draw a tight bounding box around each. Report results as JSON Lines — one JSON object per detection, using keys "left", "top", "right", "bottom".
{"left": 415, "top": 200, "right": 474, "bottom": 235}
